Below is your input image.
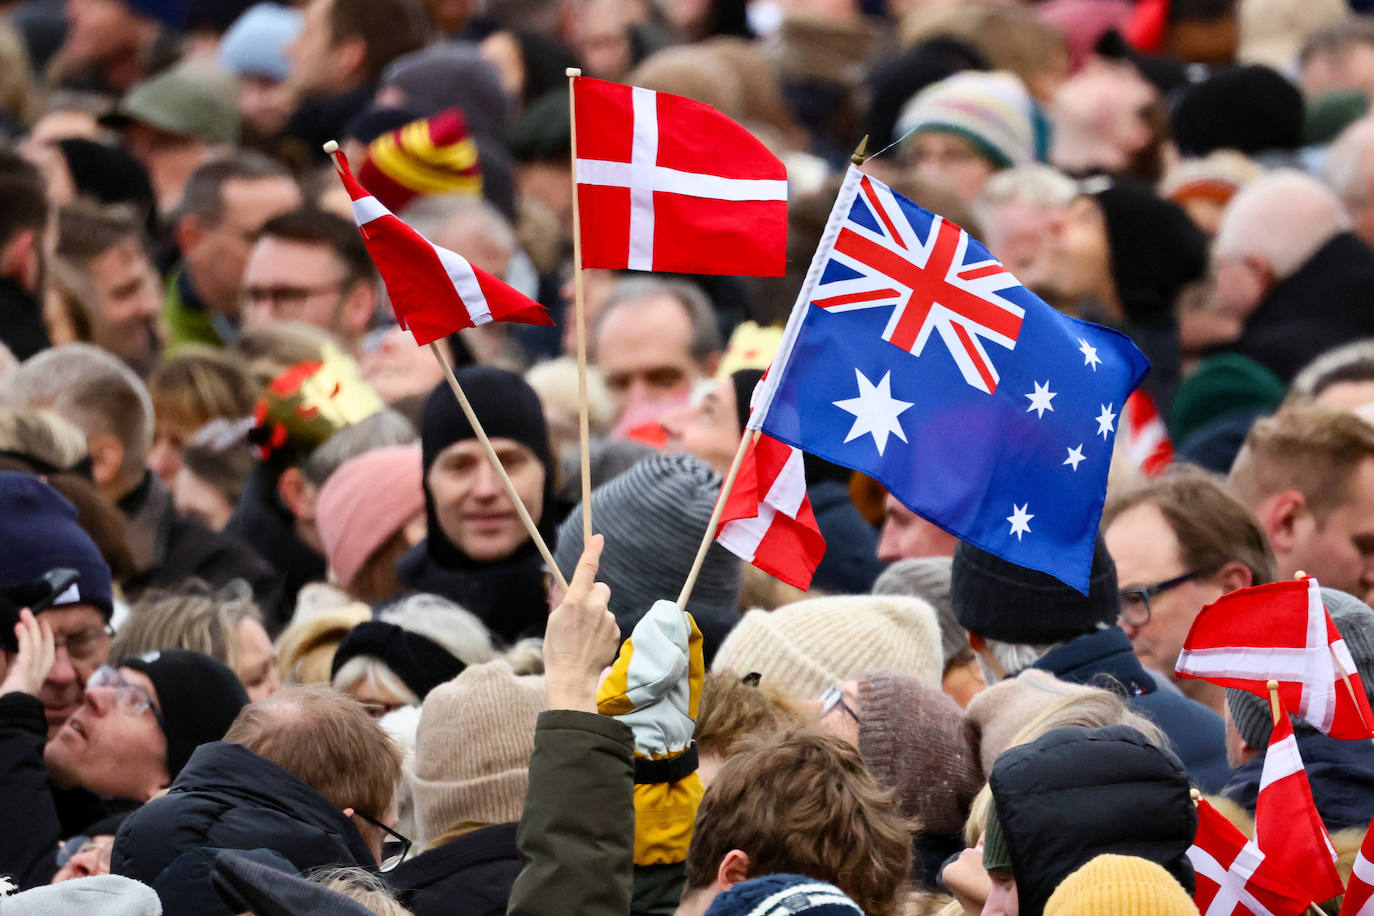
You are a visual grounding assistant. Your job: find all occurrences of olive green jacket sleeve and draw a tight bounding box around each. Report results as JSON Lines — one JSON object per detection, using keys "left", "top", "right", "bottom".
{"left": 507, "top": 710, "right": 636, "bottom": 916}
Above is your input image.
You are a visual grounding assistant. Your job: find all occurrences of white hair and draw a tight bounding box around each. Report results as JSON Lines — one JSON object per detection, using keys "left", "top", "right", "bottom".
{"left": 976, "top": 637, "right": 1063, "bottom": 682}
{"left": 975, "top": 163, "right": 1077, "bottom": 213}
{"left": 1214, "top": 169, "right": 1351, "bottom": 278}
{"left": 402, "top": 194, "right": 516, "bottom": 261}
{"left": 1324, "top": 117, "right": 1374, "bottom": 213}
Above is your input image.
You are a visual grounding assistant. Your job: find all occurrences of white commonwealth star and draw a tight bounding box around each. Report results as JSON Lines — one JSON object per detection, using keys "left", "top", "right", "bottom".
{"left": 1078, "top": 338, "right": 1102, "bottom": 370}
{"left": 833, "top": 368, "right": 914, "bottom": 456}
{"left": 1024, "top": 380, "right": 1056, "bottom": 419}
{"left": 1064, "top": 444, "right": 1086, "bottom": 471}
{"left": 1096, "top": 403, "right": 1117, "bottom": 439}
{"left": 1007, "top": 503, "right": 1033, "bottom": 540}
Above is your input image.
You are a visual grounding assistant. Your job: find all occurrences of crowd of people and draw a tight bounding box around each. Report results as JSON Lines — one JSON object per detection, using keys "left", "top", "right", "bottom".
{"left": 2, "top": 0, "right": 1374, "bottom": 912}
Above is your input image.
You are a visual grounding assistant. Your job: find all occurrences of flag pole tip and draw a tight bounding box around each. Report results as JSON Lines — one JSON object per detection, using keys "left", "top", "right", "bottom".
{"left": 1295, "top": 570, "right": 1307, "bottom": 579}
{"left": 850, "top": 135, "right": 869, "bottom": 165}
{"left": 322, "top": 140, "right": 339, "bottom": 155}
{"left": 566, "top": 67, "right": 582, "bottom": 77}
{"left": 1189, "top": 788, "right": 1201, "bottom": 801}
{"left": 1266, "top": 679, "right": 1280, "bottom": 691}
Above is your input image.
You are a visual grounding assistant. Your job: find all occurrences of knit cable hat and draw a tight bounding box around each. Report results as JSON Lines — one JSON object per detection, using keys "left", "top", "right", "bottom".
{"left": 858, "top": 671, "right": 981, "bottom": 836}
{"left": 317, "top": 444, "right": 424, "bottom": 588}
{"left": 119, "top": 649, "right": 250, "bottom": 779}
{"left": 1044, "top": 854, "right": 1201, "bottom": 916}
{"left": 712, "top": 595, "right": 943, "bottom": 701}
{"left": 409, "top": 660, "right": 545, "bottom": 845}
{"left": 896, "top": 70, "right": 1037, "bottom": 169}
{"left": 873, "top": 557, "right": 966, "bottom": 668}
{"left": 1228, "top": 587, "right": 1374, "bottom": 751}
{"left": 952, "top": 536, "right": 1119, "bottom": 645}
{"left": 965, "top": 669, "right": 1101, "bottom": 776}
{"left": 705, "top": 874, "right": 862, "bottom": 916}
{"left": 554, "top": 454, "right": 742, "bottom": 658}
{"left": 358, "top": 109, "right": 483, "bottom": 213}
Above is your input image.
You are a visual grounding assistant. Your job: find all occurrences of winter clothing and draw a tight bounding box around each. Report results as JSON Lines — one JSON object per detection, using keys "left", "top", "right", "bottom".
{"left": 705, "top": 875, "right": 862, "bottom": 915}
{"left": 211, "top": 848, "right": 374, "bottom": 916}
{"left": 399, "top": 371, "right": 554, "bottom": 645}
{"left": 54, "top": 139, "right": 158, "bottom": 239}
{"left": 729, "top": 369, "right": 764, "bottom": 437}
{"left": 951, "top": 537, "right": 1119, "bottom": 645}
{"left": 283, "top": 82, "right": 378, "bottom": 164}
{"left": 161, "top": 267, "right": 228, "bottom": 352}
{"left": 1031, "top": 626, "right": 1231, "bottom": 792}
{"left": 1225, "top": 232, "right": 1374, "bottom": 383}
{"left": 873, "top": 557, "right": 966, "bottom": 669}
{"left": 386, "top": 823, "right": 523, "bottom": 916}
{"left": 554, "top": 455, "right": 743, "bottom": 663}
{"left": 224, "top": 465, "right": 324, "bottom": 634}
{"left": 104, "top": 66, "right": 240, "bottom": 145}
{"left": 359, "top": 109, "right": 482, "bottom": 213}
{"left": 316, "top": 444, "right": 424, "bottom": 588}
{"left": 331, "top": 620, "right": 466, "bottom": 705}
{"left": 111, "top": 741, "right": 378, "bottom": 916}
{"left": 217, "top": 3, "right": 302, "bottom": 81}
{"left": 1171, "top": 65, "right": 1304, "bottom": 157}
{"left": 964, "top": 669, "right": 1100, "bottom": 777}
{"left": 988, "top": 724, "right": 1198, "bottom": 916}
{"left": 1043, "top": 854, "right": 1201, "bottom": 916}
{"left": 118, "top": 649, "right": 249, "bottom": 781}
{"left": 0, "top": 875, "right": 163, "bottom": 916}
{"left": 897, "top": 70, "right": 1038, "bottom": 168}
{"left": 807, "top": 479, "right": 886, "bottom": 593}
{"left": 0, "top": 277, "right": 51, "bottom": 361}
{"left": 1221, "top": 721, "right": 1374, "bottom": 832}
{"left": 713, "top": 594, "right": 942, "bottom": 701}
{"left": 409, "top": 660, "right": 544, "bottom": 846}
{"left": 125, "top": 0, "right": 188, "bottom": 28}
{"left": 864, "top": 37, "right": 987, "bottom": 152}
{"left": 1166, "top": 354, "right": 1284, "bottom": 449}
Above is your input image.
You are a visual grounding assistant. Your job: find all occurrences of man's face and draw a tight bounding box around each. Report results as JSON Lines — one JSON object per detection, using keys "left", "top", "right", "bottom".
{"left": 238, "top": 75, "right": 299, "bottom": 142}
{"left": 595, "top": 295, "right": 704, "bottom": 416}
{"left": 1211, "top": 255, "right": 1268, "bottom": 320}
{"left": 980, "top": 199, "right": 1065, "bottom": 290}
{"left": 1037, "top": 196, "right": 1115, "bottom": 308}
{"left": 876, "top": 495, "right": 957, "bottom": 562}
{"left": 1104, "top": 501, "right": 1226, "bottom": 680}
{"left": 1301, "top": 44, "right": 1374, "bottom": 100}
{"left": 906, "top": 131, "right": 998, "bottom": 203}
{"left": 61, "top": 0, "right": 143, "bottom": 69}
{"left": 1283, "top": 458, "right": 1374, "bottom": 604}
{"left": 361, "top": 327, "right": 445, "bottom": 404}
{"left": 427, "top": 437, "right": 546, "bottom": 563}
{"left": 240, "top": 237, "right": 353, "bottom": 334}
{"left": 87, "top": 240, "right": 163, "bottom": 374}
{"left": 45, "top": 665, "right": 169, "bottom": 800}
{"left": 288, "top": 0, "right": 342, "bottom": 97}
{"left": 183, "top": 176, "right": 302, "bottom": 317}
{"left": 661, "top": 378, "right": 741, "bottom": 475}
{"left": 36, "top": 605, "right": 111, "bottom": 738}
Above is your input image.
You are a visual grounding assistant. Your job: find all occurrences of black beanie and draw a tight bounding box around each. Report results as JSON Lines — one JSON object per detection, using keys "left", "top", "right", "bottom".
{"left": 951, "top": 537, "right": 1119, "bottom": 644}
{"left": 1170, "top": 65, "right": 1304, "bottom": 158}
{"left": 330, "top": 620, "right": 466, "bottom": 701}
{"left": 729, "top": 368, "right": 764, "bottom": 436}
{"left": 1089, "top": 180, "right": 1208, "bottom": 327}
{"left": 419, "top": 368, "right": 555, "bottom": 565}
{"left": 119, "top": 649, "right": 249, "bottom": 780}
{"left": 55, "top": 138, "right": 159, "bottom": 240}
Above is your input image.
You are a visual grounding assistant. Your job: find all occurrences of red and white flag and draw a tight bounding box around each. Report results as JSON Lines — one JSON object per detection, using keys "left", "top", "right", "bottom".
{"left": 1188, "top": 796, "right": 1317, "bottom": 916}
{"left": 715, "top": 432, "right": 825, "bottom": 590}
{"left": 1256, "top": 708, "right": 1344, "bottom": 905}
{"left": 331, "top": 149, "right": 552, "bottom": 346}
{"left": 1175, "top": 576, "right": 1374, "bottom": 740}
{"left": 573, "top": 76, "right": 787, "bottom": 276}
{"left": 1123, "top": 390, "right": 1173, "bottom": 475}
{"left": 1340, "top": 817, "right": 1374, "bottom": 916}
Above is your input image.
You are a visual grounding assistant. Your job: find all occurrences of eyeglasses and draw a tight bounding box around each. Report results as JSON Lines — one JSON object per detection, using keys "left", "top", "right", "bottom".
{"left": 239, "top": 280, "right": 348, "bottom": 313}
{"left": 353, "top": 809, "right": 412, "bottom": 872}
{"left": 1118, "top": 570, "right": 1208, "bottom": 627}
{"left": 54, "top": 625, "right": 114, "bottom": 665}
{"left": 819, "top": 685, "right": 862, "bottom": 726}
{"left": 55, "top": 835, "right": 112, "bottom": 872}
{"left": 86, "top": 666, "right": 166, "bottom": 732}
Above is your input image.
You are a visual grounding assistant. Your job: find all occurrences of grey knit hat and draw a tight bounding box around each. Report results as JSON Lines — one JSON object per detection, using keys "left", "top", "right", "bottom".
{"left": 873, "top": 557, "right": 967, "bottom": 668}
{"left": 1228, "top": 587, "right": 1374, "bottom": 749}
{"left": 554, "top": 454, "right": 742, "bottom": 662}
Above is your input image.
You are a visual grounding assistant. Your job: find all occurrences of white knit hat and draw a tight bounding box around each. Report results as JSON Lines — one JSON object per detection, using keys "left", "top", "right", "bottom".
{"left": 896, "top": 70, "right": 1037, "bottom": 168}
{"left": 408, "top": 660, "right": 545, "bottom": 846}
{"left": 710, "top": 595, "right": 943, "bottom": 701}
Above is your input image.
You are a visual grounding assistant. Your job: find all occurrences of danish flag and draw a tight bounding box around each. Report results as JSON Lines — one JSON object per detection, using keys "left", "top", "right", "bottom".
{"left": 573, "top": 76, "right": 787, "bottom": 276}
{"left": 811, "top": 174, "right": 1024, "bottom": 395}
{"left": 1340, "top": 818, "right": 1374, "bottom": 916}
{"left": 331, "top": 148, "right": 551, "bottom": 346}
{"left": 1188, "top": 797, "right": 1317, "bottom": 916}
{"left": 715, "top": 432, "right": 826, "bottom": 590}
{"left": 1123, "top": 390, "right": 1173, "bottom": 475}
{"left": 1175, "top": 576, "right": 1374, "bottom": 739}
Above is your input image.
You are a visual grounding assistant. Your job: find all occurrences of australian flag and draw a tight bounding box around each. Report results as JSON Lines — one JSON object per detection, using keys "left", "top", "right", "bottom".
{"left": 750, "top": 167, "right": 1149, "bottom": 592}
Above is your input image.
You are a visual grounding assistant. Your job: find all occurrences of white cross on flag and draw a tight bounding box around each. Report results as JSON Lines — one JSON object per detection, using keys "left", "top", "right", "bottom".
{"left": 1175, "top": 576, "right": 1374, "bottom": 739}
{"left": 573, "top": 76, "right": 788, "bottom": 276}
{"left": 1188, "top": 796, "right": 1320, "bottom": 916}
{"left": 1340, "top": 818, "right": 1374, "bottom": 916}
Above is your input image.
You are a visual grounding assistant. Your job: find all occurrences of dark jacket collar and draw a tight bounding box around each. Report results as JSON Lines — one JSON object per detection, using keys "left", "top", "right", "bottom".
{"left": 1223, "top": 723, "right": 1374, "bottom": 832}
{"left": 386, "top": 822, "right": 518, "bottom": 892}
{"left": 1031, "top": 626, "right": 1154, "bottom": 697}
{"left": 394, "top": 541, "right": 548, "bottom": 644}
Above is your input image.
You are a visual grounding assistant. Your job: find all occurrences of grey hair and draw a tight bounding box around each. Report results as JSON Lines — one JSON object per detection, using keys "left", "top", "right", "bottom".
{"left": 300, "top": 409, "right": 417, "bottom": 487}
{"left": 1290, "top": 337, "right": 1374, "bottom": 400}
{"left": 402, "top": 194, "right": 516, "bottom": 256}
{"left": 978, "top": 637, "right": 1062, "bottom": 681}
{"left": 972, "top": 163, "right": 1077, "bottom": 228}
{"left": 1323, "top": 117, "right": 1374, "bottom": 214}
{"left": 595, "top": 276, "right": 722, "bottom": 363}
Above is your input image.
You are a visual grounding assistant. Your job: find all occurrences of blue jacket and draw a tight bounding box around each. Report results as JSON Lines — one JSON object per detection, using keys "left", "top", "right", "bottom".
{"left": 1223, "top": 724, "right": 1374, "bottom": 832}
{"left": 808, "top": 479, "right": 886, "bottom": 593}
{"left": 1031, "top": 627, "right": 1231, "bottom": 793}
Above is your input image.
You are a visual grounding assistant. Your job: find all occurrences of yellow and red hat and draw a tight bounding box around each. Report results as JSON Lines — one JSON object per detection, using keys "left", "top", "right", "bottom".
{"left": 358, "top": 108, "right": 483, "bottom": 213}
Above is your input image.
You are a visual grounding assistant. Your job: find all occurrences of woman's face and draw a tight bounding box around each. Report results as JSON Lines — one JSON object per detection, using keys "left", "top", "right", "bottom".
{"left": 426, "top": 437, "right": 546, "bottom": 563}
{"left": 235, "top": 618, "right": 280, "bottom": 702}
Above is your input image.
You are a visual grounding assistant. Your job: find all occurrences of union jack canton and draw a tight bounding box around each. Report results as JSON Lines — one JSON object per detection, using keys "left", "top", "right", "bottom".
{"left": 750, "top": 167, "right": 1150, "bottom": 591}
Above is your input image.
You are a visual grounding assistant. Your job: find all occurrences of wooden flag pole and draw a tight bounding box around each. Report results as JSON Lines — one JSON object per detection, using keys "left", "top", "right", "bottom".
{"left": 429, "top": 341, "right": 568, "bottom": 591}
{"left": 1267, "top": 679, "right": 1282, "bottom": 727}
{"left": 677, "top": 428, "right": 758, "bottom": 608}
{"left": 566, "top": 67, "right": 593, "bottom": 546}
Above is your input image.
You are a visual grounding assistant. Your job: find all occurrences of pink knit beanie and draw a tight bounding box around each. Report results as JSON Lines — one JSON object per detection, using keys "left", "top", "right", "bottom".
{"left": 316, "top": 444, "right": 424, "bottom": 587}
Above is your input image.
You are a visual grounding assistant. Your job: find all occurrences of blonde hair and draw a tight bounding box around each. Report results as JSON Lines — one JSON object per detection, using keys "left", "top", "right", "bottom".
{"left": 276, "top": 603, "right": 372, "bottom": 686}
{"left": 0, "top": 406, "right": 89, "bottom": 470}
{"left": 1229, "top": 405, "right": 1374, "bottom": 519}
{"left": 0, "top": 19, "right": 38, "bottom": 126}
{"left": 308, "top": 867, "right": 413, "bottom": 915}
{"left": 112, "top": 579, "right": 263, "bottom": 672}
{"left": 147, "top": 346, "right": 256, "bottom": 436}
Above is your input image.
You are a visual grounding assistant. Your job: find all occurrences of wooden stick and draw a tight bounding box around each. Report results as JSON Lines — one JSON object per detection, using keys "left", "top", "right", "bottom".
{"left": 566, "top": 67, "right": 593, "bottom": 546}
{"left": 677, "top": 429, "right": 757, "bottom": 608}
{"left": 1267, "top": 679, "right": 1282, "bottom": 727}
{"left": 429, "top": 342, "right": 568, "bottom": 591}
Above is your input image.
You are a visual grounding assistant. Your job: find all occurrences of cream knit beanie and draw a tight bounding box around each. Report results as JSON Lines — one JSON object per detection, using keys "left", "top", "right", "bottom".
{"left": 711, "top": 595, "right": 942, "bottom": 701}
{"left": 409, "top": 660, "right": 545, "bottom": 846}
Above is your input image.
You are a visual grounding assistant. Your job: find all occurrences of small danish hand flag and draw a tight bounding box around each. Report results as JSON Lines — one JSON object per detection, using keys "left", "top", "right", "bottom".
{"left": 1340, "top": 818, "right": 1374, "bottom": 916}
{"left": 715, "top": 433, "right": 825, "bottom": 590}
{"left": 1175, "top": 576, "right": 1374, "bottom": 740}
{"left": 1188, "top": 797, "right": 1315, "bottom": 916}
{"left": 573, "top": 76, "right": 787, "bottom": 276}
{"left": 331, "top": 147, "right": 551, "bottom": 346}
{"left": 1256, "top": 709, "right": 1345, "bottom": 905}
{"left": 1122, "top": 390, "right": 1173, "bottom": 475}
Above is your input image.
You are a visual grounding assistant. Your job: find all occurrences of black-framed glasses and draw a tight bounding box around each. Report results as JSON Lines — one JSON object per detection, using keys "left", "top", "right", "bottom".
{"left": 86, "top": 666, "right": 166, "bottom": 733}
{"left": 353, "top": 809, "right": 412, "bottom": 872}
{"left": 1118, "top": 570, "right": 1207, "bottom": 627}
{"left": 819, "top": 685, "right": 862, "bottom": 726}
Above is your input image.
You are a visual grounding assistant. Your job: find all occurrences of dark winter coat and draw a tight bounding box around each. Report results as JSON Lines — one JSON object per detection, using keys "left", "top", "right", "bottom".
{"left": 989, "top": 724, "right": 1198, "bottom": 916}
{"left": 1223, "top": 722, "right": 1374, "bottom": 832}
{"left": 111, "top": 741, "right": 376, "bottom": 916}
{"left": 395, "top": 540, "right": 549, "bottom": 645}
{"left": 224, "top": 465, "right": 324, "bottom": 633}
{"left": 0, "top": 277, "right": 51, "bottom": 361}
{"left": 808, "top": 479, "right": 886, "bottom": 593}
{"left": 1031, "top": 626, "right": 1231, "bottom": 792}
{"left": 386, "top": 822, "right": 521, "bottom": 916}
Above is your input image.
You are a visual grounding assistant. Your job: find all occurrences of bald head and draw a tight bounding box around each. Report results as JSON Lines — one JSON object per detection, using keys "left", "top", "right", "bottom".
{"left": 1214, "top": 170, "right": 1351, "bottom": 279}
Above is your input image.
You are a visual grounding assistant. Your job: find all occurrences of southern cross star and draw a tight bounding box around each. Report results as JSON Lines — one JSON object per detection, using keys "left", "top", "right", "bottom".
{"left": 1078, "top": 338, "right": 1102, "bottom": 370}
{"left": 833, "top": 368, "right": 914, "bottom": 456}
{"left": 1007, "top": 503, "right": 1033, "bottom": 540}
{"left": 1064, "top": 444, "right": 1086, "bottom": 471}
{"left": 1096, "top": 403, "right": 1117, "bottom": 439}
{"left": 1024, "top": 380, "right": 1056, "bottom": 419}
